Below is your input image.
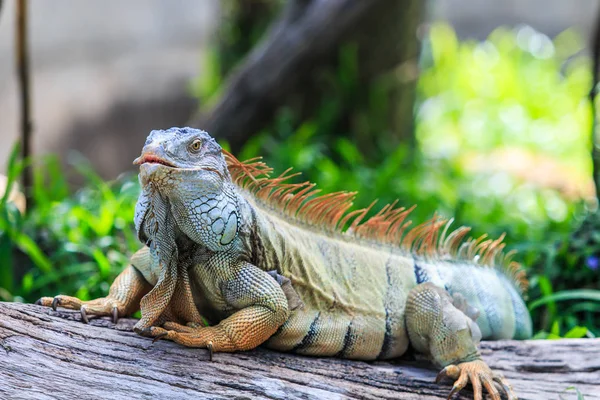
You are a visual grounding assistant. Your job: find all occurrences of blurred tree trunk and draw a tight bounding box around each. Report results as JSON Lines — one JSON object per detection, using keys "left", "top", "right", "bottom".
{"left": 216, "top": 0, "right": 280, "bottom": 77}
{"left": 191, "top": 0, "right": 424, "bottom": 162}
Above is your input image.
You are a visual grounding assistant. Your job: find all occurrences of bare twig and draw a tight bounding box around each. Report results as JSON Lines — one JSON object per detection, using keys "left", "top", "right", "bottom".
{"left": 15, "top": 0, "right": 33, "bottom": 208}
{"left": 590, "top": 4, "right": 600, "bottom": 201}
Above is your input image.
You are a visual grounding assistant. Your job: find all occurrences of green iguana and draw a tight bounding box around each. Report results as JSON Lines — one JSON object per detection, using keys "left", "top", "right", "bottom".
{"left": 38, "top": 127, "right": 531, "bottom": 400}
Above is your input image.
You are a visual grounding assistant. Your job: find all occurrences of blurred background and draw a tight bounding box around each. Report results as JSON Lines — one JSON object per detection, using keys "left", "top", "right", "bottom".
{"left": 0, "top": 0, "right": 599, "bottom": 340}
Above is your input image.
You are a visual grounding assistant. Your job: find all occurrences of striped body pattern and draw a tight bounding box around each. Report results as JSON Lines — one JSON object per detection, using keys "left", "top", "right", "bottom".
{"left": 232, "top": 192, "right": 532, "bottom": 361}
{"left": 127, "top": 128, "right": 531, "bottom": 363}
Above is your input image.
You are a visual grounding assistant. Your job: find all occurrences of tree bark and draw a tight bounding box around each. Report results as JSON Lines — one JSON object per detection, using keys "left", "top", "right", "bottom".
{"left": 16, "top": 0, "right": 33, "bottom": 208}
{"left": 0, "top": 302, "right": 598, "bottom": 400}
{"left": 191, "top": 0, "right": 423, "bottom": 154}
{"left": 590, "top": 3, "right": 600, "bottom": 200}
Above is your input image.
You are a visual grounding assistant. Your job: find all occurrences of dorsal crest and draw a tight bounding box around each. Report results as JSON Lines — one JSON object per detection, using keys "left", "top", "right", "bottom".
{"left": 223, "top": 150, "right": 528, "bottom": 293}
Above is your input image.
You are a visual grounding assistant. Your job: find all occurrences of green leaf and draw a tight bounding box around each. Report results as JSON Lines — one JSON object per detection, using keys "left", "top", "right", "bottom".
{"left": 0, "top": 235, "right": 14, "bottom": 292}
{"left": 560, "top": 386, "right": 586, "bottom": 400}
{"left": 12, "top": 231, "right": 52, "bottom": 273}
{"left": 564, "top": 326, "right": 588, "bottom": 339}
{"left": 550, "top": 320, "right": 560, "bottom": 336}
{"left": 0, "top": 143, "right": 24, "bottom": 210}
{"left": 529, "top": 290, "right": 600, "bottom": 311}
{"left": 21, "top": 272, "right": 34, "bottom": 293}
{"left": 534, "top": 275, "right": 557, "bottom": 319}
{"left": 91, "top": 248, "right": 111, "bottom": 278}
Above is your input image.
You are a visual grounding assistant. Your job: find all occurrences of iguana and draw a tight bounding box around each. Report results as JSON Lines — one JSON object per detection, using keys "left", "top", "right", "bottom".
{"left": 38, "top": 127, "right": 531, "bottom": 400}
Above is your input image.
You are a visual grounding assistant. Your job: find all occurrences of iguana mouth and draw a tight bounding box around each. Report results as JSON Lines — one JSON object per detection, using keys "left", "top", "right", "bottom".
{"left": 133, "top": 153, "right": 223, "bottom": 177}
{"left": 133, "top": 154, "right": 177, "bottom": 168}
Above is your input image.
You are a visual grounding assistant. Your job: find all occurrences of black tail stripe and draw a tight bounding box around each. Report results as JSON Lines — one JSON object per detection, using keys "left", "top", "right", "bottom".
{"left": 292, "top": 312, "right": 321, "bottom": 352}
{"left": 335, "top": 319, "right": 355, "bottom": 358}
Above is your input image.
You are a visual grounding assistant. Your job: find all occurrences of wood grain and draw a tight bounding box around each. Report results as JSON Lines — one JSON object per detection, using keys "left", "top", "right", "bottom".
{"left": 0, "top": 302, "right": 597, "bottom": 400}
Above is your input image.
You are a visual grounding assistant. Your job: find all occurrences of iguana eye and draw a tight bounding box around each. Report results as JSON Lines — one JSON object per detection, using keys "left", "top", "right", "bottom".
{"left": 189, "top": 139, "right": 202, "bottom": 152}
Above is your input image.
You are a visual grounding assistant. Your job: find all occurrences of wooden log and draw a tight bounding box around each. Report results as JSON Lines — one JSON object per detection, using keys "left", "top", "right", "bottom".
{"left": 0, "top": 302, "right": 597, "bottom": 400}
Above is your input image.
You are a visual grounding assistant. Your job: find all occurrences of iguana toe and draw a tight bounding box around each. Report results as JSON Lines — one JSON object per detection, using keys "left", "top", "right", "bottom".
{"left": 137, "top": 326, "right": 170, "bottom": 342}
{"left": 436, "top": 360, "right": 512, "bottom": 400}
{"left": 51, "top": 297, "right": 60, "bottom": 311}
{"left": 163, "top": 321, "right": 196, "bottom": 333}
{"left": 112, "top": 305, "right": 119, "bottom": 324}
{"left": 493, "top": 373, "right": 518, "bottom": 400}
{"left": 145, "top": 325, "right": 216, "bottom": 361}
{"left": 151, "top": 330, "right": 169, "bottom": 344}
{"left": 37, "top": 295, "right": 81, "bottom": 312}
{"left": 207, "top": 341, "right": 214, "bottom": 362}
{"left": 37, "top": 295, "right": 125, "bottom": 325}
{"left": 80, "top": 305, "right": 89, "bottom": 323}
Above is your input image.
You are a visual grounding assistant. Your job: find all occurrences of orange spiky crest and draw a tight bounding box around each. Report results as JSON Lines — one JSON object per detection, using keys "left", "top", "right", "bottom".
{"left": 222, "top": 150, "right": 528, "bottom": 294}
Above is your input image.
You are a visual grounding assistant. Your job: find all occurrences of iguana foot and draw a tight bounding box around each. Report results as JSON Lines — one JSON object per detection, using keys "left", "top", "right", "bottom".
{"left": 144, "top": 324, "right": 217, "bottom": 360}
{"left": 37, "top": 295, "right": 122, "bottom": 324}
{"left": 36, "top": 265, "right": 150, "bottom": 324}
{"left": 146, "top": 324, "right": 228, "bottom": 348}
{"left": 155, "top": 322, "right": 214, "bottom": 359}
{"left": 435, "top": 360, "right": 517, "bottom": 400}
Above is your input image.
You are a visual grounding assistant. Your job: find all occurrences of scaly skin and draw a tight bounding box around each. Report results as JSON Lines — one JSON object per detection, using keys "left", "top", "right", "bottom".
{"left": 38, "top": 127, "right": 531, "bottom": 400}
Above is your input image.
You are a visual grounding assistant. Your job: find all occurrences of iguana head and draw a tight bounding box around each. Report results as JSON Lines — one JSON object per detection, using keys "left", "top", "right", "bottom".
{"left": 133, "top": 127, "right": 240, "bottom": 252}
{"left": 134, "top": 127, "right": 229, "bottom": 175}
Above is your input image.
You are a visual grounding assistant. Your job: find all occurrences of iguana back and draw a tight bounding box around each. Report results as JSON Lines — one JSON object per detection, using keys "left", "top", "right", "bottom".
{"left": 230, "top": 156, "right": 531, "bottom": 360}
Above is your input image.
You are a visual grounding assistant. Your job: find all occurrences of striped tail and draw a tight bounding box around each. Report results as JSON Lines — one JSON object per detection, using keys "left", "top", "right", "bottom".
{"left": 414, "top": 259, "right": 532, "bottom": 340}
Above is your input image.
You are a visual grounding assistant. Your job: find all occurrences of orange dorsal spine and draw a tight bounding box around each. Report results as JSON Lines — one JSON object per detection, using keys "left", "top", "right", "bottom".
{"left": 223, "top": 150, "right": 528, "bottom": 294}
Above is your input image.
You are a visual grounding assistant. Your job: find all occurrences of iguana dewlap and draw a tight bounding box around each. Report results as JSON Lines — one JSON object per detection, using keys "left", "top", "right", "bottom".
{"left": 38, "top": 127, "right": 532, "bottom": 400}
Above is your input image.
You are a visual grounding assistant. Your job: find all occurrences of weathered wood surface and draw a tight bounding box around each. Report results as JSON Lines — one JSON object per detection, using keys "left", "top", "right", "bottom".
{"left": 0, "top": 302, "right": 597, "bottom": 400}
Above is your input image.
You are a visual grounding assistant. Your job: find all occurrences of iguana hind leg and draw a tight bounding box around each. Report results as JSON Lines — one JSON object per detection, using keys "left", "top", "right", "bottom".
{"left": 405, "top": 282, "right": 517, "bottom": 400}
{"left": 37, "top": 265, "right": 151, "bottom": 323}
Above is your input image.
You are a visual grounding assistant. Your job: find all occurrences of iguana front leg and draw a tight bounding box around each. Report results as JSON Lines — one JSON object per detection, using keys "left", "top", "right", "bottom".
{"left": 406, "top": 283, "right": 517, "bottom": 400}
{"left": 37, "top": 264, "right": 151, "bottom": 323}
{"left": 151, "top": 261, "right": 289, "bottom": 353}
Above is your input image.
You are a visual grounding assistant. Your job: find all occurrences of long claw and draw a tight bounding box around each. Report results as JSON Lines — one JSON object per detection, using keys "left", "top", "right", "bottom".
{"left": 80, "top": 306, "right": 89, "bottom": 324}
{"left": 51, "top": 297, "right": 60, "bottom": 311}
{"left": 112, "top": 306, "right": 119, "bottom": 324}
{"left": 152, "top": 332, "right": 169, "bottom": 344}
{"left": 135, "top": 326, "right": 153, "bottom": 336}
{"left": 435, "top": 367, "right": 447, "bottom": 383}
{"left": 207, "top": 341, "right": 213, "bottom": 362}
{"left": 445, "top": 366, "right": 468, "bottom": 400}
{"left": 493, "top": 375, "right": 517, "bottom": 400}
{"left": 436, "top": 364, "right": 459, "bottom": 383}
{"left": 447, "top": 384, "right": 460, "bottom": 400}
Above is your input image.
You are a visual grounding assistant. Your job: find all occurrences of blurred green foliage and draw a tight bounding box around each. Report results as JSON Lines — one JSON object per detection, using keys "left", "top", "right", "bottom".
{"left": 0, "top": 147, "right": 139, "bottom": 303}
{"left": 1, "top": 23, "right": 599, "bottom": 339}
